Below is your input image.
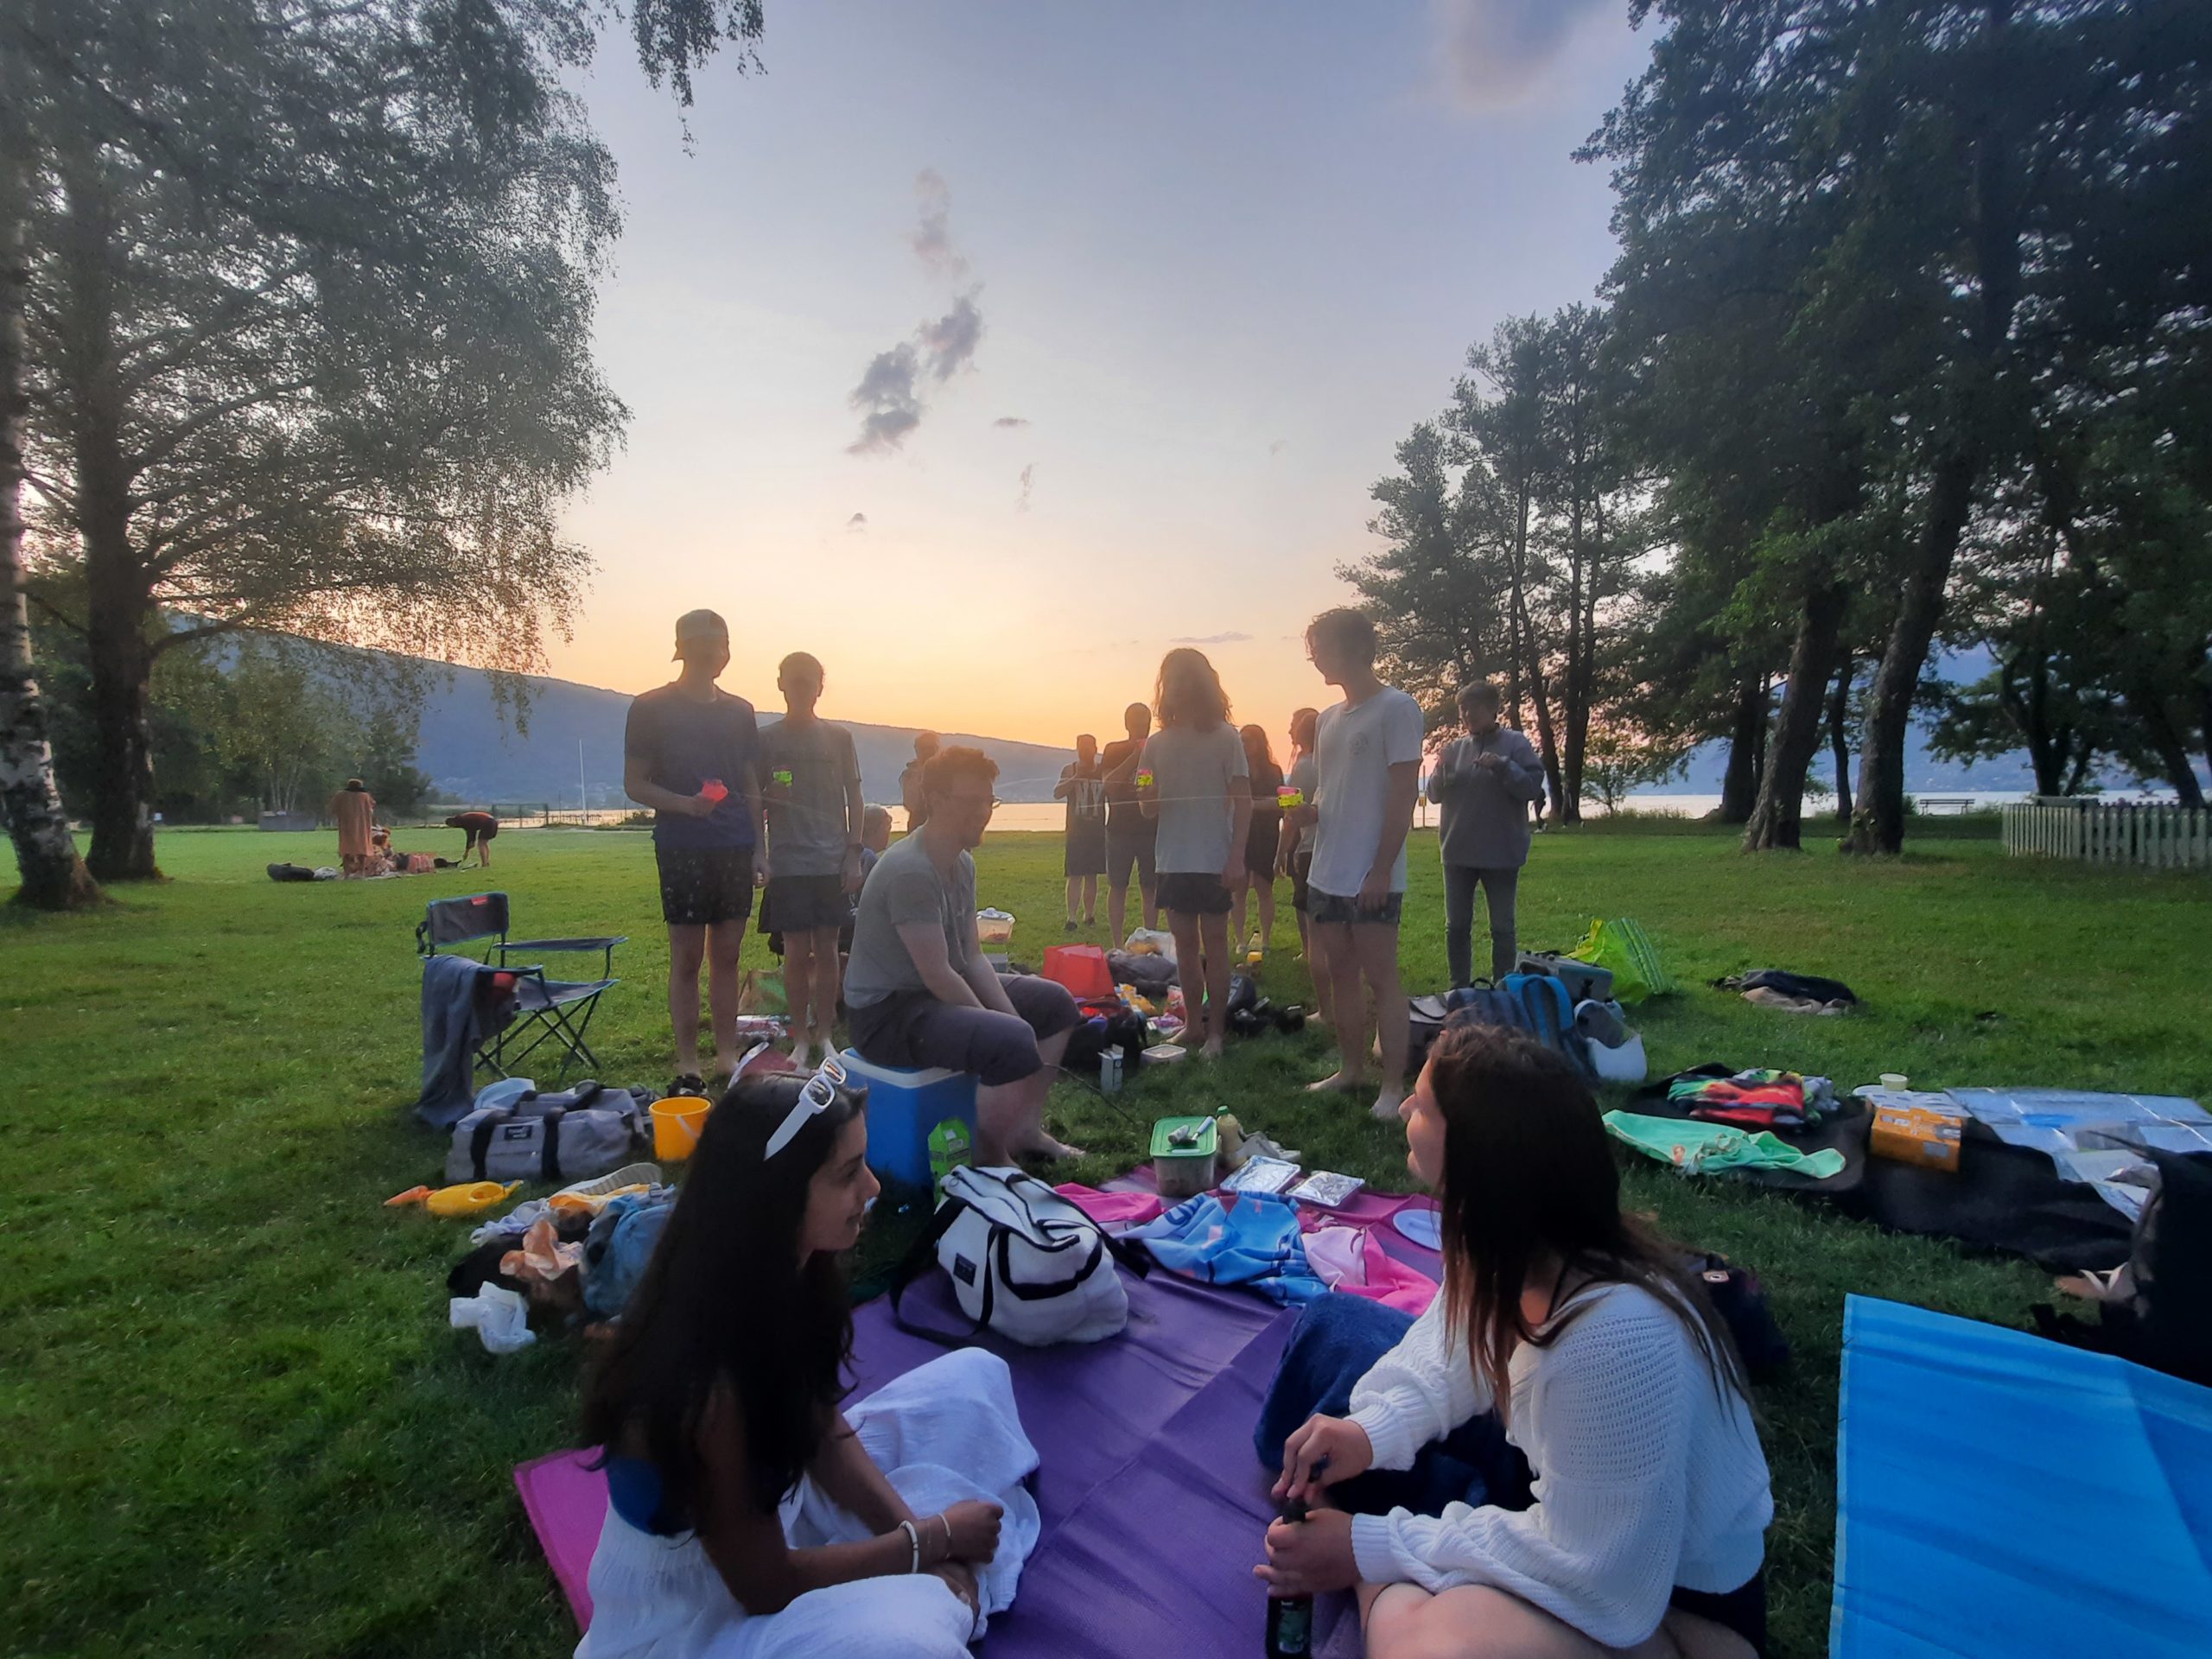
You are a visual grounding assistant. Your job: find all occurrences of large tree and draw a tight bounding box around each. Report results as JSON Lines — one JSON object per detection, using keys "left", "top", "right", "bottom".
{"left": 9, "top": 0, "right": 765, "bottom": 885}
{"left": 1591, "top": 0, "right": 2212, "bottom": 852}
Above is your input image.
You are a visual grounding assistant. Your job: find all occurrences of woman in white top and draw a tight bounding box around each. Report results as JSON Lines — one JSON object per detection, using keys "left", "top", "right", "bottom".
{"left": 1256, "top": 1022, "right": 1774, "bottom": 1658}
{"left": 576, "top": 1064, "right": 1041, "bottom": 1658}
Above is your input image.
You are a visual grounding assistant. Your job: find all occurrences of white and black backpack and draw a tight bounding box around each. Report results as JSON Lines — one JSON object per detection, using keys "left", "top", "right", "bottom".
{"left": 892, "top": 1166, "right": 1150, "bottom": 1346}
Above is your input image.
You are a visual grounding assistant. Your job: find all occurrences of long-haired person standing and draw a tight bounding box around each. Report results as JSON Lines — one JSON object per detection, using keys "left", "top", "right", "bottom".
{"left": 1255, "top": 1025, "right": 1774, "bottom": 1659}
{"left": 1136, "top": 649, "right": 1251, "bottom": 1059}
{"left": 1277, "top": 706, "right": 1330, "bottom": 1026}
{"left": 1233, "top": 722, "right": 1285, "bottom": 956}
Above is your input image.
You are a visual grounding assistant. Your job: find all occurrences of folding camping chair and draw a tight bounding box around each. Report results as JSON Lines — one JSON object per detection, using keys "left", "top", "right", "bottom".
{"left": 416, "top": 893, "right": 625, "bottom": 1080}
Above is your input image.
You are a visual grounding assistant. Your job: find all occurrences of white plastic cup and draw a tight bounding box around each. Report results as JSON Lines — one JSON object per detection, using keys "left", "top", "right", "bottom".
{"left": 1879, "top": 1072, "right": 1909, "bottom": 1090}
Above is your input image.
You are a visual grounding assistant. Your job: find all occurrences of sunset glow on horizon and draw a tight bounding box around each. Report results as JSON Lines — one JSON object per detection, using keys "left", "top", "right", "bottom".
{"left": 542, "top": 3, "right": 1646, "bottom": 745}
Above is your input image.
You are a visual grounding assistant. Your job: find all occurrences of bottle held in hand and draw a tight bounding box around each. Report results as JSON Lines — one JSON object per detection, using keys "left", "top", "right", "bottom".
{"left": 1264, "top": 1497, "right": 1313, "bottom": 1657}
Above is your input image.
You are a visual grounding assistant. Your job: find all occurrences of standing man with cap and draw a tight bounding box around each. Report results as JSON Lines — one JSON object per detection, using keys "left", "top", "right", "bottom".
{"left": 623, "top": 610, "right": 763, "bottom": 1095}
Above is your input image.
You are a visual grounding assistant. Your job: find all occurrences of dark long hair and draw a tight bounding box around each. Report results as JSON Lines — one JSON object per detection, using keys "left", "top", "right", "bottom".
{"left": 1155, "top": 647, "right": 1230, "bottom": 729}
{"left": 1423, "top": 1023, "right": 1749, "bottom": 1421}
{"left": 580, "top": 1070, "right": 867, "bottom": 1523}
{"left": 1239, "top": 722, "right": 1276, "bottom": 776}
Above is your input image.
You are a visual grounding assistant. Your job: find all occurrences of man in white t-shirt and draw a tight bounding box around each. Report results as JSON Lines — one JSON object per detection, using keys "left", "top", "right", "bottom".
{"left": 1303, "top": 608, "right": 1425, "bottom": 1120}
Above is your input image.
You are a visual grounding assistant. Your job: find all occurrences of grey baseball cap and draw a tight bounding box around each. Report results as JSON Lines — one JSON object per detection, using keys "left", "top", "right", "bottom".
{"left": 671, "top": 608, "right": 728, "bottom": 659}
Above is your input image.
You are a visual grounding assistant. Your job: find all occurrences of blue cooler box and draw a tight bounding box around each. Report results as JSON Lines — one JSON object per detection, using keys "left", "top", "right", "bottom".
{"left": 838, "top": 1051, "right": 979, "bottom": 1189}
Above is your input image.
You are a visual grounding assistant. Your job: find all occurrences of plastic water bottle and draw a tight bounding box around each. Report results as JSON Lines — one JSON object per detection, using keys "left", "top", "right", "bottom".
{"left": 1264, "top": 1498, "right": 1313, "bottom": 1656}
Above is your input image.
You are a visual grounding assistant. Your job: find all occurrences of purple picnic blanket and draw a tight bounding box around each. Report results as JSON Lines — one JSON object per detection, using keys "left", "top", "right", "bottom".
{"left": 518, "top": 1265, "right": 1370, "bottom": 1657}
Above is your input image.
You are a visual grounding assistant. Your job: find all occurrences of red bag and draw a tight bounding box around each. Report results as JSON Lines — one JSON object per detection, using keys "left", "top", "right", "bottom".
{"left": 1044, "top": 944, "right": 1115, "bottom": 1000}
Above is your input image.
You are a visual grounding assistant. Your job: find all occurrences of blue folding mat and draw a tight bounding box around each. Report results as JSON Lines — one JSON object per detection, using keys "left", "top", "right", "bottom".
{"left": 1832, "top": 1296, "right": 2212, "bottom": 1658}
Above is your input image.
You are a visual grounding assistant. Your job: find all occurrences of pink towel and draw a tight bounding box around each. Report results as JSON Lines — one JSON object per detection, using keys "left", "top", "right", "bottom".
{"left": 1053, "top": 1183, "right": 1166, "bottom": 1228}
{"left": 1302, "top": 1225, "right": 1438, "bottom": 1316}
{"left": 513, "top": 1448, "right": 605, "bottom": 1628}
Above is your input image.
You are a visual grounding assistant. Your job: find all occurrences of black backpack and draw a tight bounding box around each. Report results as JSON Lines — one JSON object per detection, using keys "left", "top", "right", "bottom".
{"left": 2034, "top": 1150, "right": 2212, "bottom": 1388}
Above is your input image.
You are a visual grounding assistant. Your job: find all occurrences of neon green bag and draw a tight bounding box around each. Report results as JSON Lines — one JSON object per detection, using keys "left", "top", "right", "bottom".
{"left": 1570, "top": 918, "right": 1676, "bottom": 1002}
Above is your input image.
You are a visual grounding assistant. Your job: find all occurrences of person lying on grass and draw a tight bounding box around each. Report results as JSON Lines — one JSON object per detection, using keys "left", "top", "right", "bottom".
{"left": 1255, "top": 1023, "right": 1775, "bottom": 1659}
{"left": 577, "top": 1064, "right": 1039, "bottom": 1659}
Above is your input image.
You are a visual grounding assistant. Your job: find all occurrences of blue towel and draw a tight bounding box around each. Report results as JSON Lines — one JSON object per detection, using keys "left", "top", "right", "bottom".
{"left": 1129, "top": 1194, "right": 1325, "bottom": 1306}
{"left": 1832, "top": 1295, "right": 2212, "bottom": 1658}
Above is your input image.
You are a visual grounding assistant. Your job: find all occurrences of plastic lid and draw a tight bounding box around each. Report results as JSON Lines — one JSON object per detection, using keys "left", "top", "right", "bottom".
{"left": 1149, "top": 1116, "right": 1218, "bottom": 1157}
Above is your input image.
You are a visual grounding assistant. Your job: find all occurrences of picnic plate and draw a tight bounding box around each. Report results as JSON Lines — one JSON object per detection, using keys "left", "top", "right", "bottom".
{"left": 1391, "top": 1208, "right": 1442, "bottom": 1249}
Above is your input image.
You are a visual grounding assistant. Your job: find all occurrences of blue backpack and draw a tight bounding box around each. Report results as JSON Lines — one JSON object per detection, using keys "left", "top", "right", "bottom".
{"left": 1431, "top": 975, "right": 1591, "bottom": 1076}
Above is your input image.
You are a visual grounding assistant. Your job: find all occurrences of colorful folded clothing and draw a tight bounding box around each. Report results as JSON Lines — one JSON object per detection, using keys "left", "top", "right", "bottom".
{"left": 1667, "top": 1067, "right": 1836, "bottom": 1128}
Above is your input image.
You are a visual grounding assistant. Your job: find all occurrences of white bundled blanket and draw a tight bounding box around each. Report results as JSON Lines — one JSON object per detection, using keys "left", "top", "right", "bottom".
{"left": 578, "top": 1349, "right": 1039, "bottom": 1659}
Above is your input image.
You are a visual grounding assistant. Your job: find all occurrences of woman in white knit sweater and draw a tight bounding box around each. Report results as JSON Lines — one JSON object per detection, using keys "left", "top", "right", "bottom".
{"left": 1255, "top": 1023, "right": 1775, "bottom": 1658}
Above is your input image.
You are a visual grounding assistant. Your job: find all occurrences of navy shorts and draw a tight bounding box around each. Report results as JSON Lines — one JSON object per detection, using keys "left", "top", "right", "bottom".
{"left": 1307, "top": 888, "right": 1403, "bottom": 927}
{"left": 848, "top": 974, "right": 1081, "bottom": 1086}
{"left": 1105, "top": 812, "right": 1156, "bottom": 887}
{"left": 760, "top": 873, "right": 849, "bottom": 936}
{"left": 1157, "top": 872, "right": 1233, "bottom": 916}
{"left": 657, "top": 845, "right": 754, "bottom": 927}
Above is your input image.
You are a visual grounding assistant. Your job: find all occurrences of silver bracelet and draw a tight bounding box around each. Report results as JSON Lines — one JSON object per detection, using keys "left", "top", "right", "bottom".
{"left": 898, "top": 1518, "right": 920, "bottom": 1573}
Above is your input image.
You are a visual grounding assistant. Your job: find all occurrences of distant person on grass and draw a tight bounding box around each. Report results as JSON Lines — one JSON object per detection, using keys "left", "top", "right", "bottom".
{"left": 1256, "top": 1024, "right": 1773, "bottom": 1659}
{"left": 1427, "top": 681, "right": 1544, "bottom": 988}
{"left": 444, "top": 808, "right": 499, "bottom": 869}
{"left": 760, "top": 652, "right": 866, "bottom": 1071}
{"left": 1303, "top": 608, "right": 1423, "bottom": 1120}
{"left": 1054, "top": 733, "right": 1108, "bottom": 931}
{"left": 578, "top": 1067, "right": 1033, "bottom": 1657}
{"left": 328, "top": 778, "right": 376, "bottom": 876}
{"left": 1099, "top": 702, "right": 1159, "bottom": 947}
{"left": 624, "top": 609, "right": 764, "bottom": 1096}
{"left": 845, "top": 746, "right": 1084, "bottom": 1164}
{"left": 899, "top": 732, "right": 942, "bottom": 833}
{"left": 1138, "top": 650, "right": 1252, "bottom": 1060}
{"left": 1278, "top": 706, "right": 1331, "bottom": 1026}
{"left": 1233, "top": 722, "right": 1285, "bottom": 957}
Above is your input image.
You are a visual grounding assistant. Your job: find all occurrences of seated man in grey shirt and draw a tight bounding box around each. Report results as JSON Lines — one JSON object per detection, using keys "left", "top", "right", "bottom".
{"left": 845, "top": 746, "right": 1084, "bottom": 1164}
{"left": 1426, "top": 681, "right": 1545, "bottom": 986}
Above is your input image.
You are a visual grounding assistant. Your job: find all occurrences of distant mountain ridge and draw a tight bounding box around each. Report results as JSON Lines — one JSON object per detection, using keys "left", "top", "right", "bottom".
{"left": 407, "top": 661, "right": 1075, "bottom": 808}
{"left": 260, "top": 634, "right": 2177, "bottom": 807}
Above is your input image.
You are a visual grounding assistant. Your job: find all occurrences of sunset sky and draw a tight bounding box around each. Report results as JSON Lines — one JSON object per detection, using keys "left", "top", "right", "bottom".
{"left": 548, "top": 2, "right": 1649, "bottom": 745}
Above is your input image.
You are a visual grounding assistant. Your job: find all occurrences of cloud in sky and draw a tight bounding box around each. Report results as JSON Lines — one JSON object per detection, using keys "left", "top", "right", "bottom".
{"left": 993, "top": 415, "right": 1030, "bottom": 429}
{"left": 848, "top": 172, "right": 988, "bottom": 454}
{"left": 919, "top": 292, "right": 985, "bottom": 382}
{"left": 846, "top": 512, "right": 868, "bottom": 531}
{"left": 1268, "top": 438, "right": 1287, "bottom": 456}
{"left": 846, "top": 343, "right": 924, "bottom": 454}
{"left": 1016, "top": 462, "right": 1034, "bottom": 513}
{"left": 907, "top": 168, "right": 970, "bottom": 278}
{"left": 1428, "top": 0, "right": 1612, "bottom": 110}
{"left": 1171, "top": 632, "right": 1252, "bottom": 645}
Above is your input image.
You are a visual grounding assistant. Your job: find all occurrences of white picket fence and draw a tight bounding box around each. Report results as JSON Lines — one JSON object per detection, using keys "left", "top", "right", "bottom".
{"left": 2001, "top": 797, "right": 2212, "bottom": 871}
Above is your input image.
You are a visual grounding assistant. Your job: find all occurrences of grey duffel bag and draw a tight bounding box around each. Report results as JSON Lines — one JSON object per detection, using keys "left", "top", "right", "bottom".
{"left": 444, "top": 1083, "right": 649, "bottom": 1184}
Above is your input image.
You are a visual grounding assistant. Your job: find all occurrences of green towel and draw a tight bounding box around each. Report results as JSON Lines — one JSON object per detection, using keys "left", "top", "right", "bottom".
{"left": 1603, "top": 1109, "right": 1847, "bottom": 1180}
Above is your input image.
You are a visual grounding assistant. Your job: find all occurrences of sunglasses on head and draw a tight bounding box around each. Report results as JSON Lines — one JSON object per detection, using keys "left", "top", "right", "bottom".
{"left": 747, "top": 1046, "right": 850, "bottom": 1159}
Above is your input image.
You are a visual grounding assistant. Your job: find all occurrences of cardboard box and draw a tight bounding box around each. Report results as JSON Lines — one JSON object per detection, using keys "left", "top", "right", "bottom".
{"left": 1870, "top": 1104, "right": 1964, "bottom": 1173}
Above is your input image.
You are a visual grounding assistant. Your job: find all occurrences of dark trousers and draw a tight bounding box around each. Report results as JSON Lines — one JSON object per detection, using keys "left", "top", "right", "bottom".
{"left": 1253, "top": 1294, "right": 1531, "bottom": 1519}
{"left": 1443, "top": 864, "right": 1519, "bottom": 988}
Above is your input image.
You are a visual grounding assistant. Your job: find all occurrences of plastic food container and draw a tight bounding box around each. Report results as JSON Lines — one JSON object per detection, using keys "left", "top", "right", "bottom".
{"left": 1151, "top": 1115, "right": 1220, "bottom": 1198}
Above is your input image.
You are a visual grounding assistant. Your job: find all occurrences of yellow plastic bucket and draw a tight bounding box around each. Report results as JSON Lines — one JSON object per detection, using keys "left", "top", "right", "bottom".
{"left": 652, "top": 1095, "right": 713, "bottom": 1160}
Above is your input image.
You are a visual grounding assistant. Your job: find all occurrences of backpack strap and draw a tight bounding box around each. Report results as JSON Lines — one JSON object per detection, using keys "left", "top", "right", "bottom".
{"left": 467, "top": 1112, "right": 503, "bottom": 1181}
{"left": 539, "top": 1109, "right": 564, "bottom": 1183}
{"left": 887, "top": 1197, "right": 985, "bottom": 1348}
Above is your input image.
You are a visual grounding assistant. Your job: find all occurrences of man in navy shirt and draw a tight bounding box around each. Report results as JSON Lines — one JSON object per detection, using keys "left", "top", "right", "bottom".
{"left": 623, "top": 609, "right": 763, "bottom": 1092}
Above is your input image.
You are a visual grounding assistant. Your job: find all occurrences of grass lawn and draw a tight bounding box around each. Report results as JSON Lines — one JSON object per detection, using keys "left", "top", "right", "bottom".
{"left": 5, "top": 820, "right": 2207, "bottom": 1659}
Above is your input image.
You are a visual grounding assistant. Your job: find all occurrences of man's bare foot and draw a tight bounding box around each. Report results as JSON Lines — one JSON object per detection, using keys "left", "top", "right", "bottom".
{"left": 1021, "top": 1135, "right": 1086, "bottom": 1161}
{"left": 1307, "top": 1071, "right": 1364, "bottom": 1095}
{"left": 789, "top": 1039, "right": 815, "bottom": 1070}
{"left": 1200, "top": 1038, "right": 1226, "bottom": 1061}
{"left": 1370, "top": 1083, "right": 1408, "bottom": 1122}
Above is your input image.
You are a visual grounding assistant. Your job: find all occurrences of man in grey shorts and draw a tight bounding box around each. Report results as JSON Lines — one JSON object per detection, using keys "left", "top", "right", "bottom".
{"left": 845, "top": 745, "right": 1083, "bottom": 1164}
